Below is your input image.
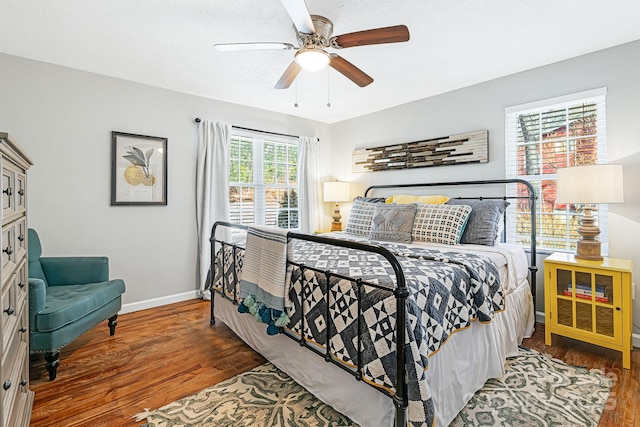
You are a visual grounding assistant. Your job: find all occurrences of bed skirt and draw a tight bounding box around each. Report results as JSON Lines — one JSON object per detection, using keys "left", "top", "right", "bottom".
{"left": 214, "top": 278, "right": 534, "bottom": 427}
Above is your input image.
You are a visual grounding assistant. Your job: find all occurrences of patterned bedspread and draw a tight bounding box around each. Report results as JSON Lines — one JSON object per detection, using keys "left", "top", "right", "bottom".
{"left": 212, "top": 237, "right": 502, "bottom": 427}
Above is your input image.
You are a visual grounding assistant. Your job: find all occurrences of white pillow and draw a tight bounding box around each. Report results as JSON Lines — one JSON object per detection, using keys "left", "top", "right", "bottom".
{"left": 411, "top": 203, "right": 472, "bottom": 245}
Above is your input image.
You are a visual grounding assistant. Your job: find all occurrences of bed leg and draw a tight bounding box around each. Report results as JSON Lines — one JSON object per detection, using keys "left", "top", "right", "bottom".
{"left": 210, "top": 289, "right": 216, "bottom": 325}
{"left": 394, "top": 404, "right": 408, "bottom": 427}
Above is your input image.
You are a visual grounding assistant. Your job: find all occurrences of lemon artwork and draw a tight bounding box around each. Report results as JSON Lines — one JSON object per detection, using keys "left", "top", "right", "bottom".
{"left": 122, "top": 146, "right": 157, "bottom": 186}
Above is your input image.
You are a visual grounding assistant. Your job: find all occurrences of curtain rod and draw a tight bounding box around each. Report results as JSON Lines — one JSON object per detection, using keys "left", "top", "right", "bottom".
{"left": 194, "top": 118, "right": 317, "bottom": 141}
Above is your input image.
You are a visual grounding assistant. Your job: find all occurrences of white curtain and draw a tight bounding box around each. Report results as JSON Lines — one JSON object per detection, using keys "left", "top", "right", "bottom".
{"left": 196, "top": 120, "right": 231, "bottom": 299}
{"left": 297, "top": 136, "right": 322, "bottom": 234}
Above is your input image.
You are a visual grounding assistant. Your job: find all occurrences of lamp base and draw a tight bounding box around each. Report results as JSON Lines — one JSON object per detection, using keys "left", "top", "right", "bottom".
{"left": 575, "top": 206, "right": 603, "bottom": 261}
{"left": 331, "top": 203, "right": 343, "bottom": 232}
{"left": 575, "top": 240, "right": 603, "bottom": 261}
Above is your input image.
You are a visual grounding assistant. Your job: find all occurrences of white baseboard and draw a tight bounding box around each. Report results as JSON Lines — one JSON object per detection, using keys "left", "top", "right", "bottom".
{"left": 534, "top": 310, "right": 640, "bottom": 349}
{"left": 120, "top": 290, "right": 200, "bottom": 314}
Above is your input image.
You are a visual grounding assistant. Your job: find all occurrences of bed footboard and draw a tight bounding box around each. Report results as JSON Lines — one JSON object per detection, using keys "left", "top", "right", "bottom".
{"left": 209, "top": 221, "right": 409, "bottom": 427}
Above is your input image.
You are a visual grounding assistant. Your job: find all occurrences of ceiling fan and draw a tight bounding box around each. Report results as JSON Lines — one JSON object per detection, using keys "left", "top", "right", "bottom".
{"left": 213, "top": 0, "right": 410, "bottom": 89}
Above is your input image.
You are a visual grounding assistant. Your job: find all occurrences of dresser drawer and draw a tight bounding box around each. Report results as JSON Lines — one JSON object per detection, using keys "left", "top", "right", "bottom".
{"left": 14, "top": 217, "right": 26, "bottom": 263}
{"left": 13, "top": 261, "right": 27, "bottom": 307}
{"left": 1, "top": 223, "right": 16, "bottom": 279}
{"left": 1, "top": 164, "right": 15, "bottom": 220}
{"left": 1, "top": 302, "right": 22, "bottom": 380}
{"left": 1, "top": 281, "right": 18, "bottom": 359}
{"left": 15, "top": 172, "right": 25, "bottom": 214}
{"left": 1, "top": 342, "right": 26, "bottom": 427}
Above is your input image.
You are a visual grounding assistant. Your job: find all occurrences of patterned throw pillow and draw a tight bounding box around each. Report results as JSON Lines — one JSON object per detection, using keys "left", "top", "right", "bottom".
{"left": 344, "top": 198, "right": 381, "bottom": 236}
{"left": 411, "top": 203, "right": 472, "bottom": 245}
{"left": 446, "top": 199, "right": 510, "bottom": 246}
{"left": 368, "top": 203, "right": 418, "bottom": 243}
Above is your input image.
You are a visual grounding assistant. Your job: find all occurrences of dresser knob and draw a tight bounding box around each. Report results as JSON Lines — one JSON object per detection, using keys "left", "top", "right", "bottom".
{"left": 3, "top": 306, "right": 14, "bottom": 315}
{"left": 19, "top": 327, "right": 27, "bottom": 333}
{"left": 2, "top": 187, "right": 12, "bottom": 196}
{"left": 18, "top": 189, "right": 24, "bottom": 196}
{"left": 18, "top": 281, "right": 25, "bottom": 289}
{"left": 19, "top": 379, "right": 27, "bottom": 387}
{"left": 3, "top": 246, "right": 13, "bottom": 256}
{"left": 18, "top": 234, "right": 24, "bottom": 242}
{"left": 3, "top": 380, "right": 10, "bottom": 391}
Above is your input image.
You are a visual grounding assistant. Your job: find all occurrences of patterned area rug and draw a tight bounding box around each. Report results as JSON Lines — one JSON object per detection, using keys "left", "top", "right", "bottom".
{"left": 136, "top": 348, "right": 612, "bottom": 427}
{"left": 450, "top": 348, "right": 612, "bottom": 427}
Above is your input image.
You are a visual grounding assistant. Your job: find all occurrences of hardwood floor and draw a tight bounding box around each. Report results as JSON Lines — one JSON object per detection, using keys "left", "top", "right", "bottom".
{"left": 29, "top": 299, "right": 265, "bottom": 427}
{"left": 29, "top": 299, "right": 639, "bottom": 427}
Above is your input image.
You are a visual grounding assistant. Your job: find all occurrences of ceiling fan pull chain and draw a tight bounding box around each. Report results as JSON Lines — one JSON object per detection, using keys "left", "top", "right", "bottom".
{"left": 294, "top": 79, "right": 299, "bottom": 108}
{"left": 327, "top": 70, "right": 331, "bottom": 108}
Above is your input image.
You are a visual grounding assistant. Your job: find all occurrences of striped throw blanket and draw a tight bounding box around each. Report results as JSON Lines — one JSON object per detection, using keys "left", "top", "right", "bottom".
{"left": 238, "top": 226, "right": 290, "bottom": 335}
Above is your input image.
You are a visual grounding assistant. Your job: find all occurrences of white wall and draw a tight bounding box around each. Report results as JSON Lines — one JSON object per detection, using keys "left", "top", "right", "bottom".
{"left": 330, "top": 39, "right": 640, "bottom": 336}
{"left": 1, "top": 39, "right": 639, "bottom": 337}
{"left": 0, "top": 53, "right": 331, "bottom": 306}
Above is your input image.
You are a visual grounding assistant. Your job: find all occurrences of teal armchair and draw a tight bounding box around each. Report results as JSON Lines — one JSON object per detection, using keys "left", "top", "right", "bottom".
{"left": 28, "top": 228, "right": 125, "bottom": 380}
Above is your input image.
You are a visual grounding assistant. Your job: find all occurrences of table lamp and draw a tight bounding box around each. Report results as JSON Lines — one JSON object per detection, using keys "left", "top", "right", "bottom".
{"left": 556, "top": 164, "right": 624, "bottom": 261}
{"left": 323, "top": 181, "right": 350, "bottom": 231}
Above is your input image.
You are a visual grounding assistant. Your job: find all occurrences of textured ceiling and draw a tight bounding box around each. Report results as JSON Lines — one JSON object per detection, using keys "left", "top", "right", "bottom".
{"left": 2, "top": 0, "right": 640, "bottom": 123}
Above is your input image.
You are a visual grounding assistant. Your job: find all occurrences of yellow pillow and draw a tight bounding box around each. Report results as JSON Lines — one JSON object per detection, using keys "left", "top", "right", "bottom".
{"left": 385, "top": 194, "right": 450, "bottom": 204}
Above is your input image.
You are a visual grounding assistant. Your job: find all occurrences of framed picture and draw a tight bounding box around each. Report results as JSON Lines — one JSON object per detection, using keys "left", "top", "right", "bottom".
{"left": 111, "top": 131, "right": 167, "bottom": 205}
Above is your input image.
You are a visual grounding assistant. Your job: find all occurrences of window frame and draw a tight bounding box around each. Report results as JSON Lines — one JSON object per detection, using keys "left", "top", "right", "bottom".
{"left": 505, "top": 87, "right": 608, "bottom": 254}
{"left": 228, "top": 128, "right": 299, "bottom": 229}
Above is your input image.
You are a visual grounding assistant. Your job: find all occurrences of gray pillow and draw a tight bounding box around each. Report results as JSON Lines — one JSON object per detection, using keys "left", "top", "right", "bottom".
{"left": 446, "top": 199, "right": 509, "bottom": 246}
{"left": 354, "top": 196, "right": 386, "bottom": 203}
{"left": 368, "top": 203, "right": 417, "bottom": 243}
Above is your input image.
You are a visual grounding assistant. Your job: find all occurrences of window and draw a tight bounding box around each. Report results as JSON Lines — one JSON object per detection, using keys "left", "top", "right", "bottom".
{"left": 505, "top": 88, "right": 607, "bottom": 253}
{"left": 228, "top": 130, "right": 299, "bottom": 229}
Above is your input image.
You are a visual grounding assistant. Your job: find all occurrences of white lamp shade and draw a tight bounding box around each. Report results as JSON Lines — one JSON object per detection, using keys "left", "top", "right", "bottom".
{"left": 556, "top": 164, "right": 624, "bottom": 204}
{"left": 323, "top": 181, "right": 350, "bottom": 202}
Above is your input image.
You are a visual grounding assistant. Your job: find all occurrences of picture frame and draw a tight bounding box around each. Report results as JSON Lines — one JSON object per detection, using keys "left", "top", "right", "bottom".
{"left": 111, "top": 131, "right": 167, "bottom": 205}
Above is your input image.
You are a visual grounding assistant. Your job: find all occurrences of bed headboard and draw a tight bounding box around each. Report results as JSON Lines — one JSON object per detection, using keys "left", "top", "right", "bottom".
{"left": 364, "top": 178, "right": 538, "bottom": 311}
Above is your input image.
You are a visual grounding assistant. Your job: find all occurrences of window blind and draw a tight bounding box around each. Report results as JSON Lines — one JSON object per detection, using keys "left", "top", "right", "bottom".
{"left": 505, "top": 88, "right": 608, "bottom": 253}
{"left": 228, "top": 129, "right": 299, "bottom": 229}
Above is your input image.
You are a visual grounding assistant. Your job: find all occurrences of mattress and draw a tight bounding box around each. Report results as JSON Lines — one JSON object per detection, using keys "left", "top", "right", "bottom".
{"left": 214, "top": 277, "right": 534, "bottom": 427}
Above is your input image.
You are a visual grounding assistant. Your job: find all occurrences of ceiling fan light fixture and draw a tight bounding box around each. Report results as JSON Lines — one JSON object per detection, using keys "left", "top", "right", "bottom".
{"left": 294, "top": 47, "right": 330, "bottom": 71}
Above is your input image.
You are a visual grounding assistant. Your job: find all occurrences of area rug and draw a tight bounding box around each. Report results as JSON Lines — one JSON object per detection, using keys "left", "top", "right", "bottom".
{"left": 135, "top": 348, "right": 612, "bottom": 427}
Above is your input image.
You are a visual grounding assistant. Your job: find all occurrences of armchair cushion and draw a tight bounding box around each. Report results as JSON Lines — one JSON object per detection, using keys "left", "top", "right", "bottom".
{"left": 35, "top": 279, "right": 125, "bottom": 332}
{"left": 40, "top": 257, "right": 109, "bottom": 286}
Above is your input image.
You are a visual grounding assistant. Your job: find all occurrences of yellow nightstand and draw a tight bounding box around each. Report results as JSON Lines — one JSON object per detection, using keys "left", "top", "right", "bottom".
{"left": 544, "top": 252, "right": 633, "bottom": 369}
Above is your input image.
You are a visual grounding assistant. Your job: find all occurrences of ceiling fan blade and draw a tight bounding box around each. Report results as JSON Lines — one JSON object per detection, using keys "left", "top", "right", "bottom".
{"left": 275, "top": 61, "right": 303, "bottom": 89}
{"left": 333, "top": 25, "right": 410, "bottom": 48}
{"left": 214, "top": 42, "right": 295, "bottom": 52}
{"left": 279, "top": 0, "right": 315, "bottom": 34}
{"left": 329, "top": 54, "right": 373, "bottom": 87}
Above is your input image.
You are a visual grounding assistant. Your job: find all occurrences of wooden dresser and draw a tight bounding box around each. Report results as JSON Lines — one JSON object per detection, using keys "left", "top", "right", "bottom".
{"left": 0, "top": 132, "right": 34, "bottom": 427}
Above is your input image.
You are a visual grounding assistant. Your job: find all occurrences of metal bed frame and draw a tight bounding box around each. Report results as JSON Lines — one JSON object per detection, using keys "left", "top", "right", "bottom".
{"left": 208, "top": 179, "right": 537, "bottom": 427}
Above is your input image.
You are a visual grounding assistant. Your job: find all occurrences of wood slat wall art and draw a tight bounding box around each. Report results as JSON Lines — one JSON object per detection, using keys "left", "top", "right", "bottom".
{"left": 352, "top": 129, "right": 488, "bottom": 173}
